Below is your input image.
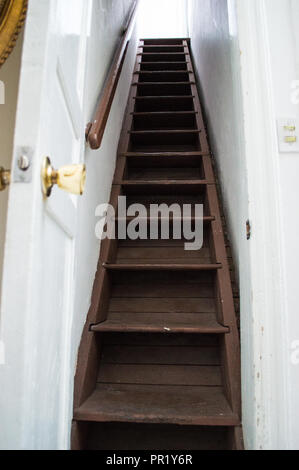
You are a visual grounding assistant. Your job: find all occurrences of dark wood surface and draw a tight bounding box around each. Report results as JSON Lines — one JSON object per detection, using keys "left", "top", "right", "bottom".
{"left": 85, "top": 423, "right": 234, "bottom": 450}
{"left": 72, "top": 37, "right": 243, "bottom": 451}
{"left": 75, "top": 385, "right": 239, "bottom": 426}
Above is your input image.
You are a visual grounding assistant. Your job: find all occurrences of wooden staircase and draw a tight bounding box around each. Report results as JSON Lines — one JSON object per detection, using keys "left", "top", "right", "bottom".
{"left": 72, "top": 38, "right": 243, "bottom": 451}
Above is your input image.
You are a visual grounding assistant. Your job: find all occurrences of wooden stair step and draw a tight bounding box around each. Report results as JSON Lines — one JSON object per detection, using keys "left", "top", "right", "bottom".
{"left": 132, "top": 110, "right": 197, "bottom": 115}
{"left": 124, "top": 154, "right": 206, "bottom": 179}
{"left": 74, "top": 384, "right": 239, "bottom": 426}
{"left": 135, "top": 81, "right": 194, "bottom": 85}
{"left": 116, "top": 232, "right": 213, "bottom": 264}
{"left": 135, "top": 83, "right": 193, "bottom": 97}
{"left": 121, "top": 180, "right": 208, "bottom": 197}
{"left": 100, "top": 336, "right": 221, "bottom": 364}
{"left": 132, "top": 111, "right": 197, "bottom": 130}
{"left": 141, "top": 46, "right": 185, "bottom": 53}
{"left": 136, "top": 71, "right": 191, "bottom": 82}
{"left": 132, "top": 110, "right": 197, "bottom": 114}
{"left": 142, "top": 38, "right": 187, "bottom": 45}
{"left": 116, "top": 216, "right": 215, "bottom": 223}
{"left": 142, "top": 44, "right": 185, "bottom": 48}
{"left": 140, "top": 53, "right": 187, "bottom": 62}
{"left": 134, "top": 96, "right": 194, "bottom": 112}
{"left": 123, "top": 151, "right": 208, "bottom": 157}
{"left": 129, "top": 129, "right": 201, "bottom": 152}
{"left": 91, "top": 313, "right": 229, "bottom": 335}
{"left": 129, "top": 130, "right": 200, "bottom": 135}
{"left": 140, "top": 62, "right": 188, "bottom": 71}
{"left": 103, "top": 263, "right": 222, "bottom": 271}
{"left": 121, "top": 179, "right": 208, "bottom": 186}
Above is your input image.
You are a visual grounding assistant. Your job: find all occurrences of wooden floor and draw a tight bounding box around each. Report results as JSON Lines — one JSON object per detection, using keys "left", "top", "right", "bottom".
{"left": 72, "top": 38, "right": 243, "bottom": 451}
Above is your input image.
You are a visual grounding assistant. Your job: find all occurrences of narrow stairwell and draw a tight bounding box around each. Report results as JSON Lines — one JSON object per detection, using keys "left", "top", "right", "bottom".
{"left": 72, "top": 39, "right": 243, "bottom": 451}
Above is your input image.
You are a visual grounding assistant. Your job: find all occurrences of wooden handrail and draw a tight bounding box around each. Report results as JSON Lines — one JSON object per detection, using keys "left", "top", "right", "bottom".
{"left": 87, "top": 0, "right": 140, "bottom": 150}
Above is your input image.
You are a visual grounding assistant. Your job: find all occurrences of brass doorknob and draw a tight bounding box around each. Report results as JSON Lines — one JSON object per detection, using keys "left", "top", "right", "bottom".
{"left": 41, "top": 157, "right": 86, "bottom": 198}
{"left": 0, "top": 167, "right": 10, "bottom": 192}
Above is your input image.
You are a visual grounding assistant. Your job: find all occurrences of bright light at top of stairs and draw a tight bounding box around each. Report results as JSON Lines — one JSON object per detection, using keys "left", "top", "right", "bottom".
{"left": 138, "top": 0, "right": 188, "bottom": 39}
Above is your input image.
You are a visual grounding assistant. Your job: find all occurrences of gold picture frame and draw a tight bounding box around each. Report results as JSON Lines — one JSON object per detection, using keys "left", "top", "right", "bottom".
{"left": 0, "top": 0, "right": 27, "bottom": 67}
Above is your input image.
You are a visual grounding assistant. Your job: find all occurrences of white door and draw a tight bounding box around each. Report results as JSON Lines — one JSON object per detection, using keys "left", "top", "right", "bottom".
{"left": 0, "top": 0, "right": 91, "bottom": 450}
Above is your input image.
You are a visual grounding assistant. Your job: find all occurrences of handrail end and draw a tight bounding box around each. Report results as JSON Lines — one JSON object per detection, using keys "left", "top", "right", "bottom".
{"left": 88, "top": 132, "right": 102, "bottom": 150}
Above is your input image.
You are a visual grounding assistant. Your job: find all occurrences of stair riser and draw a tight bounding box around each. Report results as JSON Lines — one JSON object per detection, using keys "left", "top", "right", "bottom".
{"left": 132, "top": 113, "right": 197, "bottom": 130}
{"left": 134, "top": 96, "right": 194, "bottom": 112}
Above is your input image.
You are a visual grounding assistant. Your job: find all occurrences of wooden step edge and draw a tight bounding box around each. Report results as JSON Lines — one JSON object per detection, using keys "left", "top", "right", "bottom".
{"left": 90, "top": 323, "right": 230, "bottom": 335}
{"left": 73, "top": 411, "right": 240, "bottom": 427}
{"left": 140, "top": 37, "right": 191, "bottom": 41}
{"left": 133, "top": 95, "right": 195, "bottom": 100}
{"left": 121, "top": 179, "right": 209, "bottom": 185}
{"left": 73, "top": 386, "right": 240, "bottom": 427}
{"left": 133, "top": 82, "right": 195, "bottom": 86}
{"left": 131, "top": 111, "right": 197, "bottom": 116}
{"left": 139, "top": 61, "right": 188, "bottom": 65}
{"left": 115, "top": 215, "right": 216, "bottom": 223}
{"left": 135, "top": 70, "right": 192, "bottom": 74}
{"left": 138, "top": 52, "right": 188, "bottom": 56}
{"left": 129, "top": 129, "right": 201, "bottom": 135}
{"left": 120, "top": 151, "right": 211, "bottom": 157}
{"left": 102, "top": 263, "right": 223, "bottom": 271}
{"left": 141, "top": 45, "right": 187, "bottom": 48}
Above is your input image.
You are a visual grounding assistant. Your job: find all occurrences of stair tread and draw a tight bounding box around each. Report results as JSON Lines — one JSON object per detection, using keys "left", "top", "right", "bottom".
{"left": 135, "top": 95, "right": 194, "bottom": 98}
{"left": 130, "top": 129, "right": 200, "bottom": 134}
{"left": 135, "top": 81, "right": 194, "bottom": 85}
{"left": 142, "top": 45, "right": 186, "bottom": 48}
{"left": 136, "top": 71, "right": 191, "bottom": 74}
{"left": 91, "top": 312, "right": 229, "bottom": 334}
{"left": 121, "top": 179, "right": 208, "bottom": 185}
{"left": 140, "top": 61, "right": 187, "bottom": 64}
{"left": 141, "top": 37, "right": 190, "bottom": 41}
{"left": 116, "top": 216, "right": 215, "bottom": 222}
{"left": 103, "top": 263, "right": 222, "bottom": 271}
{"left": 132, "top": 111, "right": 197, "bottom": 115}
{"left": 139, "top": 52, "right": 187, "bottom": 55}
{"left": 123, "top": 152, "right": 209, "bottom": 156}
{"left": 74, "top": 384, "right": 239, "bottom": 426}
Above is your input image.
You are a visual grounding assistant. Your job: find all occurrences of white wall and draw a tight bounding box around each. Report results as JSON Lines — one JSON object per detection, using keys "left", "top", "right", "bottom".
{"left": 69, "top": 0, "right": 139, "bottom": 446}
{"left": 0, "top": 33, "right": 24, "bottom": 303}
{"left": 188, "top": 0, "right": 253, "bottom": 446}
{"left": 189, "top": 0, "right": 299, "bottom": 450}
{"left": 263, "top": 0, "right": 299, "bottom": 449}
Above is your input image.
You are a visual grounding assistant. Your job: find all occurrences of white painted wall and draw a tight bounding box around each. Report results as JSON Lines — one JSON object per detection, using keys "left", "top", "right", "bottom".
{"left": 0, "top": 33, "right": 24, "bottom": 303}
{"left": 263, "top": 0, "right": 299, "bottom": 449}
{"left": 188, "top": 0, "right": 299, "bottom": 450}
{"left": 188, "top": 0, "right": 254, "bottom": 446}
{"left": 188, "top": 0, "right": 248, "bottom": 286}
{"left": 68, "top": 0, "right": 139, "bottom": 446}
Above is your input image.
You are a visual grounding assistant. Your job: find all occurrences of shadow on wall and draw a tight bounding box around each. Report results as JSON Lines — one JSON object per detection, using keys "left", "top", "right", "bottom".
{"left": 0, "top": 31, "right": 24, "bottom": 303}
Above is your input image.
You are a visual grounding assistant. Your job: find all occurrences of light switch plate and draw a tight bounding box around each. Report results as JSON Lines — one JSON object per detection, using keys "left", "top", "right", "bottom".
{"left": 277, "top": 118, "right": 299, "bottom": 153}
